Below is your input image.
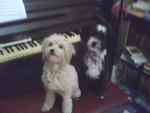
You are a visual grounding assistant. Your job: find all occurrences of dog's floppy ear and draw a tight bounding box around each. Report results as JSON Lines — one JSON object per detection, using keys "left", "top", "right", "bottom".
{"left": 65, "top": 42, "right": 76, "bottom": 63}
{"left": 41, "top": 38, "right": 48, "bottom": 61}
{"left": 69, "top": 43, "right": 76, "bottom": 56}
{"left": 96, "top": 24, "right": 107, "bottom": 34}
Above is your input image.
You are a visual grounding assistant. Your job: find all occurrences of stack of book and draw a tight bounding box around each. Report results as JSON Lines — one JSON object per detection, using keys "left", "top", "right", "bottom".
{"left": 143, "top": 62, "right": 150, "bottom": 75}
{"left": 121, "top": 46, "right": 148, "bottom": 68}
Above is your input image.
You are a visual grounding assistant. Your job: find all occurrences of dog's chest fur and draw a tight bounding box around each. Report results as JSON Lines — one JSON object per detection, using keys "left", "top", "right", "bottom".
{"left": 42, "top": 64, "right": 77, "bottom": 93}
{"left": 44, "top": 72, "right": 63, "bottom": 91}
{"left": 84, "top": 49, "right": 106, "bottom": 79}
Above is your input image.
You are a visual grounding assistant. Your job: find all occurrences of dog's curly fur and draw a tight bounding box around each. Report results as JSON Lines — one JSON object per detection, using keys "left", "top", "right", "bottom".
{"left": 41, "top": 34, "right": 81, "bottom": 113}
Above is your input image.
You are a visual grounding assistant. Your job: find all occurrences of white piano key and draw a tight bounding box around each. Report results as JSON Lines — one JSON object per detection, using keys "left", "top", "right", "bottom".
{"left": 0, "top": 49, "right": 10, "bottom": 62}
{"left": 33, "top": 40, "right": 42, "bottom": 52}
{"left": 12, "top": 46, "right": 24, "bottom": 58}
{"left": 24, "top": 43, "right": 32, "bottom": 55}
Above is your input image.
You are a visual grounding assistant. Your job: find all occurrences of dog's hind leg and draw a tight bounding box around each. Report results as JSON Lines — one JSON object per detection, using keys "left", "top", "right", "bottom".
{"left": 62, "top": 95, "right": 72, "bottom": 113}
{"left": 41, "top": 90, "right": 55, "bottom": 112}
{"left": 92, "top": 75, "right": 107, "bottom": 100}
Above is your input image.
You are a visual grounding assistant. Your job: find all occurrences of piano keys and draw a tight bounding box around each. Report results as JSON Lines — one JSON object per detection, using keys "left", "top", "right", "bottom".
{"left": 0, "top": 32, "right": 81, "bottom": 63}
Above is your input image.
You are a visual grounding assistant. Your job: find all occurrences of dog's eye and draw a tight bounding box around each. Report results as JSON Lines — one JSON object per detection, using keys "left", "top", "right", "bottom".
{"left": 59, "top": 45, "right": 63, "bottom": 49}
{"left": 48, "top": 42, "right": 53, "bottom": 46}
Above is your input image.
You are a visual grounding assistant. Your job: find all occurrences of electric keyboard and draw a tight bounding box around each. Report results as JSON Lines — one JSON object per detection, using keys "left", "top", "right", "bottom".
{"left": 0, "top": 32, "right": 81, "bottom": 63}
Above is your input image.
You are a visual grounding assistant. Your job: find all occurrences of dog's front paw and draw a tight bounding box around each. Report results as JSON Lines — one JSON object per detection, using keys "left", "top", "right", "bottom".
{"left": 73, "top": 89, "right": 81, "bottom": 98}
{"left": 76, "top": 89, "right": 81, "bottom": 98}
{"left": 41, "top": 105, "right": 51, "bottom": 112}
{"left": 99, "top": 95, "right": 106, "bottom": 100}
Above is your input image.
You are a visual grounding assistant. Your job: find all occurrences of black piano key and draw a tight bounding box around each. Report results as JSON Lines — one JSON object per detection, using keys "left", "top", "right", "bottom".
{"left": 21, "top": 44, "right": 26, "bottom": 50}
{"left": 36, "top": 40, "right": 40, "bottom": 44}
{"left": 19, "top": 44, "right": 25, "bottom": 50}
{"left": 37, "top": 40, "right": 42, "bottom": 44}
{"left": 35, "top": 40, "right": 40, "bottom": 45}
{"left": 15, "top": 45, "right": 21, "bottom": 51}
{"left": 31, "top": 41, "right": 37, "bottom": 46}
{"left": 66, "top": 32, "right": 73, "bottom": 36}
{"left": 9, "top": 46, "right": 14, "bottom": 52}
{"left": 27, "top": 42, "right": 31, "bottom": 47}
{"left": 22, "top": 43, "right": 28, "bottom": 49}
{"left": 31, "top": 42, "right": 36, "bottom": 47}
{"left": 28, "top": 42, "right": 34, "bottom": 47}
{"left": 5, "top": 47, "right": 11, "bottom": 53}
{"left": 0, "top": 50, "right": 4, "bottom": 55}
{"left": 63, "top": 34, "right": 68, "bottom": 38}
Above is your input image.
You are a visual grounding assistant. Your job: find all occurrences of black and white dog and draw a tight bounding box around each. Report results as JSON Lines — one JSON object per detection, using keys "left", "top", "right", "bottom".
{"left": 82, "top": 24, "right": 108, "bottom": 100}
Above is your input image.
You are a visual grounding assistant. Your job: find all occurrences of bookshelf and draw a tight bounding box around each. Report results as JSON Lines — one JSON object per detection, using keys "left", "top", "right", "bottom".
{"left": 117, "top": 7, "right": 150, "bottom": 112}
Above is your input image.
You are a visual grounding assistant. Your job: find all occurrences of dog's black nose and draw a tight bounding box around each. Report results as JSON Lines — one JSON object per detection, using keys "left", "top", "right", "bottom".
{"left": 50, "top": 49, "right": 54, "bottom": 55}
{"left": 92, "top": 42, "right": 96, "bottom": 47}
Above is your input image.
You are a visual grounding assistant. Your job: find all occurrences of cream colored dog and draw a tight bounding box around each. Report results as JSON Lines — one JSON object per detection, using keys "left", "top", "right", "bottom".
{"left": 41, "top": 34, "right": 81, "bottom": 113}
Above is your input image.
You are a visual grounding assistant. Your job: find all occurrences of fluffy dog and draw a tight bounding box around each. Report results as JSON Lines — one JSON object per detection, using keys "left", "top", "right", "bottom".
{"left": 41, "top": 34, "right": 81, "bottom": 113}
{"left": 83, "top": 24, "right": 108, "bottom": 100}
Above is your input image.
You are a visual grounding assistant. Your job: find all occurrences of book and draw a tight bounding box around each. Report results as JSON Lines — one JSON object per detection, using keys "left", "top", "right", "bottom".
{"left": 143, "top": 62, "right": 150, "bottom": 75}
{"left": 132, "top": 55, "right": 148, "bottom": 64}
{"left": 123, "top": 46, "right": 148, "bottom": 65}
{"left": 125, "top": 46, "right": 143, "bottom": 57}
{"left": 143, "top": 69, "right": 150, "bottom": 75}
{"left": 144, "top": 62, "right": 150, "bottom": 71}
{"left": 120, "top": 53, "right": 141, "bottom": 68}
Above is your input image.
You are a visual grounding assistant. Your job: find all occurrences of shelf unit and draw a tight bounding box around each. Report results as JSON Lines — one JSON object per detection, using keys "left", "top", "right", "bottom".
{"left": 117, "top": 7, "right": 150, "bottom": 112}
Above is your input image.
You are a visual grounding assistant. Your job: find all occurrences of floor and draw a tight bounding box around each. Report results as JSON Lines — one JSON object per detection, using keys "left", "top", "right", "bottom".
{"left": 0, "top": 82, "right": 130, "bottom": 113}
